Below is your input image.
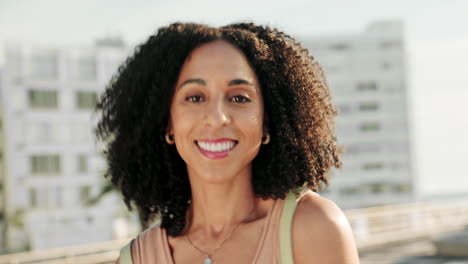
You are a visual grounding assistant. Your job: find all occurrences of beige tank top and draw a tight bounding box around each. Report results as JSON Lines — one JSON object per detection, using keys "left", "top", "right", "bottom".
{"left": 130, "top": 198, "right": 286, "bottom": 264}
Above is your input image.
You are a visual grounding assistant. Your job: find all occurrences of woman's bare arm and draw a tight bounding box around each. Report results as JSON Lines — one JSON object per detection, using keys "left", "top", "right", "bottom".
{"left": 293, "top": 192, "right": 360, "bottom": 263}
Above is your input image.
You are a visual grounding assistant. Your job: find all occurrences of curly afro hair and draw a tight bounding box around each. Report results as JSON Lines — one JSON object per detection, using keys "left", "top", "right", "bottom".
{"left": 94, "top": 22, "right": 342, "bottom": 236}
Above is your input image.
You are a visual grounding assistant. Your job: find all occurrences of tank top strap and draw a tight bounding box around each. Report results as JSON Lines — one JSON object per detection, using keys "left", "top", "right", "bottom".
{"left": 128, "top": 223, "right": 172, "bottom": 264}
{"left": 279, "top": 190, "right": 301, "bottom": 264}
{"left": 254, "top": 188, "right": 306, "bottom": 263}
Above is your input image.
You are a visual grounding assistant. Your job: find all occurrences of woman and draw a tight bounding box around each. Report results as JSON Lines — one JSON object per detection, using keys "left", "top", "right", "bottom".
{"left": 95, "top": 22, "right": 359, "bottom": 263}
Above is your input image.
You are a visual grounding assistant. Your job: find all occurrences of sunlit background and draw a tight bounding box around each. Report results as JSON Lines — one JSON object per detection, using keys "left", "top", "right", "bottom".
{"left": 0, "top": 0, "right": 467, "bottom": 263}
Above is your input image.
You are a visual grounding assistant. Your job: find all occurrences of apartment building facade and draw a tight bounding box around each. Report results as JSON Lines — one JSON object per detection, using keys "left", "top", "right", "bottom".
{"left": 1, "top": 39, "right": 130, "bottom": 251}
{"left": 299, "top": 21, "right": 415, "bottom": 208}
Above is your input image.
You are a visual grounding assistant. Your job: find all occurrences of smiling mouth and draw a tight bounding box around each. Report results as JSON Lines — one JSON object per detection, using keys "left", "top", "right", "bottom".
{"left": 195, "top": 139, "right": 238, "bottom": 159}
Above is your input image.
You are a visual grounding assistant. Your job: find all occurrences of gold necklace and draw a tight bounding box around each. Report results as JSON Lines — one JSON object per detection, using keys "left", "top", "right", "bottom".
{"left": 186, "top": 205, "right": 256, "bottom": 264}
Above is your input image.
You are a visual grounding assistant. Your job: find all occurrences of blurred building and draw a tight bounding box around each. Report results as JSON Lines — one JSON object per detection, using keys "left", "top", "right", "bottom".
{"left": 0, "top": 39, "right": 129, "bottom": 251}
{"left": 300, "top": 21, "right": 414, "bottom": 208}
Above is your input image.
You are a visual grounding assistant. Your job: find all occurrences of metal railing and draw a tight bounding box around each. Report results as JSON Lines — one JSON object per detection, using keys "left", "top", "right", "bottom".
{"left": 0, "top": 239, "right": 126, "bottom": 264}
{"left": 1, "top": 201, "right": 468, "bottom": 264}
{"left": 346, "top": 202, "right": 468, "bottom": 250}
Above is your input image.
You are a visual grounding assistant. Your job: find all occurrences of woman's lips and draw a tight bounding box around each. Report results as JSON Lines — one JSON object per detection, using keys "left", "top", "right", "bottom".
{"left": 195, "top": 139, "right": 238, "bottom": 159}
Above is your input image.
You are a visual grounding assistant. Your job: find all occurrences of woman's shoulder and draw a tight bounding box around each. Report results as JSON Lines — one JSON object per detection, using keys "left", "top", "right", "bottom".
{"left": 115, "top": 223, "right": 164, "bottom": 264}
{"left": 130, "top": 222, "right": 164, "bottom": 262}
{"left": 294, "top": 190, "right": 346, "bottom": 226}
{"left": 292, "top": 190, "right": 360, "bottom": 263}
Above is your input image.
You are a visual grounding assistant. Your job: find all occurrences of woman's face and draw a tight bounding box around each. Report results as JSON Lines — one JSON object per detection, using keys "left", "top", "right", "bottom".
{"left": 169, "top": 40, "right": 264, "bottom": 183}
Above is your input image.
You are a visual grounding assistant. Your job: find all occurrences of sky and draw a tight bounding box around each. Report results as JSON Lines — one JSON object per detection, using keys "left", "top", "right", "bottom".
{"left": 0, "top": 0, "right": 467, "bottom": 198}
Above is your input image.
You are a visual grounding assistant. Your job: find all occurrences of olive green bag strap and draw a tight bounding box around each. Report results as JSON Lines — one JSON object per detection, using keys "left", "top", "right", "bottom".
{"left": 119, "top": 239, "right": 134, "bottom": 264}
{"left": 279, "top": 190, "right": 300, "bottom": 264}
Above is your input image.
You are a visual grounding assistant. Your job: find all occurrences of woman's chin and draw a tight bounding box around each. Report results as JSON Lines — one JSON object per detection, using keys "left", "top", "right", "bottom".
{"left": 185, "top": 158, "right": 253, "bottom": 185}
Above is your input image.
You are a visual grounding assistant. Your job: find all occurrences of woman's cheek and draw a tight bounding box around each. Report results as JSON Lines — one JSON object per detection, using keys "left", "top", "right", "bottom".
{"left": 243, "top": 107, "right": 263, "bottom": 126}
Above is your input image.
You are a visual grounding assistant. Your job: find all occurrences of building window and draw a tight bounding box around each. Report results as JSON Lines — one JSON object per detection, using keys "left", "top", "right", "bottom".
{"left": 76, "top": 91, "right": 98, "bottom": 110}
{"left": 77, "top": 56, "right": 97, "bottom": 81}
{"left": 337, "top": 104, "right": 352, "bottom": 114}
{"left": 345, "top": 145, "right": 360, "bottom": 155}
{"left": 368, "top": 183, "right": 385, "bottom": 193}
{"left": 29, "top": 188, "right": 48, "bottom": 208}
{"left": 56, "top": 186, "right": 63, "bottom": 208}
{"left": 359, "top": 102, "right": 379, "bottom": 112}
{"left": 380, "top": 41, "right": 401, "bottom": 49}
{"left": 393, "top": 183, "right": 412, "bottom": 193}
{"left": 362, "top": 162, "right": 383, "bottom": 170}
{"left": 80, "top": 185, "right": 91, "bottom": 206}
{"left": 382, "top": 61, "right": 392, "bottom": 70}
{"left": 390, "top": 162, "right": 408, "bottom": 170}
{"left": 360, "top": 122, "right": 380, "bottom": 132}
{"left": 29, "top": 90, "right": 58, "bottom": 109}
{"left": 357, "top": 81, "right": 377, "bottom": 91}
{"left": 78, "top": 154, "right": 88, "bottom": 173}
{"left": 29, "top": 187, "right": 62, "bottom": 208}
{"left": 361, "top": 183, "right": 386, "bottom": 194}
{"left": 329, "top": 43, "right": 350, "bottom": 51}
{"left": 345, "top": 143, "right": 380, "bottom": 155}
{"left": 86, "top": 216, "right": 94, "bottom": 224}
{"left": 30, "top": 50, "right": 58, "bottom": 80}
{"left": 30, "top": 154, "right": 61, "bottom": 175}
{"left": 339, "top": 187, "right": 359, "bottom": 196}
{"left": 29, "top": 188, "right": 37, "bottom": 208}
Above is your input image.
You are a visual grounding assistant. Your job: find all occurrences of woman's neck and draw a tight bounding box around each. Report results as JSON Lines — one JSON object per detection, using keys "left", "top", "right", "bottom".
{"left": 185, "top": 169, "right": 258, "bottom": 238}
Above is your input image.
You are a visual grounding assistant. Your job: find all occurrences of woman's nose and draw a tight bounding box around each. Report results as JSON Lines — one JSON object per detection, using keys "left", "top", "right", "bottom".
{"left": 203, "top": 99, "right": 231, "bottom": 127}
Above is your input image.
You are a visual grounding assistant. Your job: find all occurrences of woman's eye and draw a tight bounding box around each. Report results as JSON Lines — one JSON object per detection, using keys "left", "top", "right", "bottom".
{"left": 186, "top": 95, "right": 204, "bottom": 103}
{"left": 230, "top": 95, "right": 251, "bottom": 103}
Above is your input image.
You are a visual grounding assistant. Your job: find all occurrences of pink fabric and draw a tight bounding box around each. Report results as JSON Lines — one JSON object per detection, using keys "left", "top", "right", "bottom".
{"left": 131, "top": 198, "right": 286, "bottom": 264}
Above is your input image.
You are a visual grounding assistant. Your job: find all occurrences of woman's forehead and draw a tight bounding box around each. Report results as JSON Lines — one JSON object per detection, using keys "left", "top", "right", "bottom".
{"left": 177, "top": 40, "right": 259, "bottom": 85}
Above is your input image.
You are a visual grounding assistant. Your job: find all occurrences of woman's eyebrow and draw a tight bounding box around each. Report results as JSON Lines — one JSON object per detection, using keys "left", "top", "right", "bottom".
{"left": 178, "top": 78, "right": 206, "bottom": 90}
{"left": 228, "top": 79, "right": 253, "bottom": 86}
{"left": 228, "top": 79, "right": 257, "bottom": 92}
{"left": 178, "top": 78, "right": 256, "bottom": 91}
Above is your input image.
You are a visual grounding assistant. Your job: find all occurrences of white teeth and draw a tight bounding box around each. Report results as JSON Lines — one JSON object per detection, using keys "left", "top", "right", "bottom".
{"left": 208, "top": 144, "right": 215, "bottom": 152}
{"left": 197, "top": 141, "right": 236, "bottom": 152}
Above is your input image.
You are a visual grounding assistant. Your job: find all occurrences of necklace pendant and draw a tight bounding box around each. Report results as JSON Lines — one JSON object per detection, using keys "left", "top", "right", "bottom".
{"left": 204, "top": 257, "right": 212, "bottom": 264}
